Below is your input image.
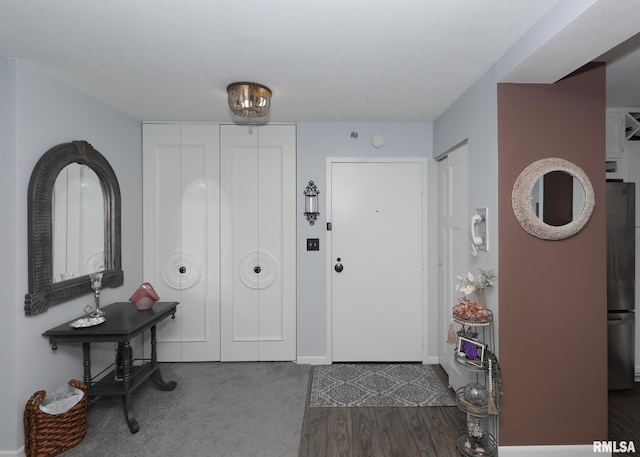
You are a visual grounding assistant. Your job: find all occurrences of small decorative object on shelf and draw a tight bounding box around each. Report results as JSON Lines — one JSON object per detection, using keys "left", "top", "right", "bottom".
{"left": 456, "top": 382, "right": 490, "bottom": 415}
{"left": 485, "top": 351, "right": 501, "bottom": 415}
{"left": 467, "top": 414, "right": 489, "bottom": 446}
{"left": 115, "top": 343, "right": 133, "bottom": 382}
{"left": 464, "top": 382, "right": 488, "bottom": 407}
{"left": 457, "top": 336, "right": 486, "bottom": 367}
{"left": 129, "top": 282, "right": 160, "bottom": 310}
{"left": 88, "top": 271, "right": 104, "bottom": 318}
{"left": 487, "top": 358, "right": 498, "bottom": 415}
{"left": 457, "top": 428, "right": 497, "bottom": 457}
{"left": 69, "top": 316, "right": 105, "bottom": 329}
{"left": 452, "top": 298, "right": 493, "bottom": 324}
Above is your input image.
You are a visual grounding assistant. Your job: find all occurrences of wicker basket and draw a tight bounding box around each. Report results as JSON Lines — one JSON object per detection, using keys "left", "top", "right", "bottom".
{"left": 23, "top": 379, "right": 88, "bottom": 457}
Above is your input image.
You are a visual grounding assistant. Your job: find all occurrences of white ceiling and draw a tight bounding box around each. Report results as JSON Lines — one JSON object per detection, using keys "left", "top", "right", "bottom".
{"left": 1, "top": 0, "right": 639, "bottom": 122}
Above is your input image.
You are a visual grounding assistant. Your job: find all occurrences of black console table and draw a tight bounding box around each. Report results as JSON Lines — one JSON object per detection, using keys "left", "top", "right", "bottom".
{"left": 43, "top": 301, "right": 179, "bottom": 433}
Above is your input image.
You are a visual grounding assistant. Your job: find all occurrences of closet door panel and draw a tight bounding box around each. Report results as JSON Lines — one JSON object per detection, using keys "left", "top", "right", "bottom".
{"left": 151, "top": 130, "right": 183, "bottom": 347}
{"left": 220, "top": 124, "right": 296, "bottom": 361}
{"left": 143, "top": 123, "right": 220, "bottom": 362}
{"left": 258, "top": 145, "right": 284, "bottom": 341}
{"left": 231, "top": 144, "right": 260, "bottom": 344}
{"left": 178, "top": 145, "right": 207, "bottom": 343}
{"left": 257, "top": 125, "right": 296, "bottom": 361}
{"left": 221, "top": 129, "right": 259, "bottom": 360}
{"left": 181, "top": 124, "right": 220, "bottom": 361}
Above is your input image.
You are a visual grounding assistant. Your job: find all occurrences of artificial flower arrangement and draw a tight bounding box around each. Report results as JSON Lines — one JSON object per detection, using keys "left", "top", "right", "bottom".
{"left": 449, "top": 268, "right": 496, "bottom": 328}
{"left": 453, "top": 269, "right": 495, "bottom": 321}
{"left": 455, "top": 269, "right": 496, "bottom": 296}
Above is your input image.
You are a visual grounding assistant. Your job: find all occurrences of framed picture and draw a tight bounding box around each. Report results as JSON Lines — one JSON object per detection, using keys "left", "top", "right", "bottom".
{"left": 457, "top": 336, "right": 486, "bottom": 367}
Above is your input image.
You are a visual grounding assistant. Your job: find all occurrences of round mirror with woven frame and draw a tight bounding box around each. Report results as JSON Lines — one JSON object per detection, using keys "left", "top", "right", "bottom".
{"left": 511, "top": 158, "right": 595, "bottom": 240}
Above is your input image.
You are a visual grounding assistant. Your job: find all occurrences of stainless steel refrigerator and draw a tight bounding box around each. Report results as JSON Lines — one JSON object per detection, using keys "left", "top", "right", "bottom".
{"left": 607, "top": 181, "right": 636, "bottom": 390}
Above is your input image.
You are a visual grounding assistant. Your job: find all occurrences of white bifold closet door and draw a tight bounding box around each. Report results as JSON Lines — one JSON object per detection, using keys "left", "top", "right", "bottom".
{"left": 220, "top": 124, "right": 296, "bottom": 361}
{"left": 142, "top": 123, "right": 220, "bottom": 362}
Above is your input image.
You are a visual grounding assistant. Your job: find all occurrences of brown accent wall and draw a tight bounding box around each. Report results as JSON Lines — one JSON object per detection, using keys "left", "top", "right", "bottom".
{"left": 498, "top": 63, "right": 607, "bottom": 446}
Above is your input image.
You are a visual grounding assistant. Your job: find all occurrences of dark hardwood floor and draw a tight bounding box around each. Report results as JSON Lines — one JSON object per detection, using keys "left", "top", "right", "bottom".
{"left": 297, "top": 365, "right": 465, "bottom": 457}
{"left": 609, "top": 382, "right": 640, "bottom": 447}
{"left": 299, "top": 368, "right": 640, "bottom": 456}
{"left": 298, "top": 405, "right": 465, "bottom": 457}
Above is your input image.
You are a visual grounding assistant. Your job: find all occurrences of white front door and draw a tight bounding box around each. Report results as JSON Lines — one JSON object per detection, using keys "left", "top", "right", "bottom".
{"left": 142, "top": 123, "right": 221, "bottom": 362}
{"left": 438, "top": 143, "right": 470, "bottom": 389}
{"left": 220, "top": 124, "right": 296, "bottom": 361}
{"left": 330, "top": 160, "right": 425, "bottom": 362}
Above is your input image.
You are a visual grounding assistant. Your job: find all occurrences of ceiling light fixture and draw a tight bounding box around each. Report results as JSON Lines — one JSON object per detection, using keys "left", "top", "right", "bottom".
{"left": 226, "top": 82, "right": 272, "bottom": 118}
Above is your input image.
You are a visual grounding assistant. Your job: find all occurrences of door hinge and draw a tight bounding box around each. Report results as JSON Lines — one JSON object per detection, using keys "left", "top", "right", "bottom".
{"left": 327, "top": 222, "right": 332, "bottom": 231}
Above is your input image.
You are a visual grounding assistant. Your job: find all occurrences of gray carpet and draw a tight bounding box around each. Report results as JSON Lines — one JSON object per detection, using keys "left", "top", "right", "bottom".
{"left": 59, "top": 362, "right": 310, "bottom": 457}
{"left": 308, "top": 364, "right": 455, "bottom": 407}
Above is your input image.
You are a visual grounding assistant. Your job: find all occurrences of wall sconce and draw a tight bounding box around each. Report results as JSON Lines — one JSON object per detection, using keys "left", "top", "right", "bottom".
{"left": 304, "top": 180, "right": 320, "bottom": 225}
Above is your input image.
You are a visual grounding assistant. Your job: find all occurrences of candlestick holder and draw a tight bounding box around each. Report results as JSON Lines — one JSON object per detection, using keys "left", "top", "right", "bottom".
{"left": 89, "top": 271, "right": 105, "bottom": 318}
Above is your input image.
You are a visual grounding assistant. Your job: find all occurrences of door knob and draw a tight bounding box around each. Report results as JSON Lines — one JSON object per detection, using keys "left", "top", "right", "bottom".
{"left": 334, "top": 258, "right": 343, "bottom": 273}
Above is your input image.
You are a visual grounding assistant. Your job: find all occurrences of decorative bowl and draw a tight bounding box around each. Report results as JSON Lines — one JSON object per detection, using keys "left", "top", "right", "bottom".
{"left": 129, "top": 282, "right": 160, "bottom": 310}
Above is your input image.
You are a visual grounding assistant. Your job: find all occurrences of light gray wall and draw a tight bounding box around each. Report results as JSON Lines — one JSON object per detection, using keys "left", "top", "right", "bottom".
{"left": 1, "top": 59, "right": 141, "bottom": 453}
{"left": 433, "top": 69, "right": 501, "bottom": 354}
{"left": 0, "top": 59, "right": 19, "bottom": 453}
{"left": 295, "top": 122, "right": 437, "bottom": 360}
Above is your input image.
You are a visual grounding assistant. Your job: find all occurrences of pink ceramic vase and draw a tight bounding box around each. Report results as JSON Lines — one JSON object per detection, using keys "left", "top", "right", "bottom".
{"left": 129, "top": 282, "right": 160, "bottom": 310}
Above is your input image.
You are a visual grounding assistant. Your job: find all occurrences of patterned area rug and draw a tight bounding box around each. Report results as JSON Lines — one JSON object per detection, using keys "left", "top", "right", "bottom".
{"left": 308, "top": 364, "right": 455, "bottom": 407}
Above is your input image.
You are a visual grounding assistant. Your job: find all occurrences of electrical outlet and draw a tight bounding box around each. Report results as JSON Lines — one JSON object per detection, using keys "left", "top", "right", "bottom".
{"left": 307, "top": 238, "right": 320, "bottom": 251}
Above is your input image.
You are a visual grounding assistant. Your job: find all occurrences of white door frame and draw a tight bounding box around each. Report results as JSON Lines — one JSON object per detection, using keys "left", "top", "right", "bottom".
{"left": 325, "top": 157, "right": 429, "bottom": 364}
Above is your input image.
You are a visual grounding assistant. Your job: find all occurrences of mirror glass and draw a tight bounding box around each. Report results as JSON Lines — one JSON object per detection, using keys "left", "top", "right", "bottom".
{"left": 52, "top": 164, "right": 105, "bottom": 283}
{"left": 530, "top": 171, "right": 586, "bottom": 227}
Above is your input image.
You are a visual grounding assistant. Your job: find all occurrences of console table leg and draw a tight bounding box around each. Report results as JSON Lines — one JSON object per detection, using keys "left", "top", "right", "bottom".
{"left": 149, "top": 325, "right": 177, "bottom": 391}
{"left": 120, "top": 341, "right": 139, "bottom": 433}
{"left": 82, "top": 343, "right": 91, "bottom": 388}
{"left": 151, "top": 325, "right": 158, "bottom": 367}
{"left": 150, "top": 369, "right": 177, "bottom": 391}
{"left": 121, "top": 394, "right": 140, "bottom": 434}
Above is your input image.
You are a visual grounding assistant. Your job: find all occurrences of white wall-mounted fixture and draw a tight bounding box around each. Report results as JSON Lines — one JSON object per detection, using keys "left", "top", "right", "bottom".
{"left": 372, "top": 134, "right": 385, "bottom": 148}
{"left": 471, "top": 208, "right": 488, "bottom": 257}
{"left": 226, "top": 82, "right": 272, "bottom": 118}
{"left": 304, "top": 180, "right": 320, "bottom": 225}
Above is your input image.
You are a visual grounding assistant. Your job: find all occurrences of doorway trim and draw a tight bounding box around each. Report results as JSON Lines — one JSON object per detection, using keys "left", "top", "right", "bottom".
{"left": 325, "top": 157, "right": 429, "bottom": 364}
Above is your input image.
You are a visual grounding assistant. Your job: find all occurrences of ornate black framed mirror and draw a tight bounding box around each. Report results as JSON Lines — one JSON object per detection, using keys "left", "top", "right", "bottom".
{"left": 25, "top": 141, "right": 124, "bottom": 315}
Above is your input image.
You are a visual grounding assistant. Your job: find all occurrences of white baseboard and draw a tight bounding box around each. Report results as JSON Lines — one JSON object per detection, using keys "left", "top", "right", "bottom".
{"left": 296, "top": 355, "right": 331, "bottom": 365}
{"left": 0, "top": 447, "right": 24, "bottom": 456}
{"left": 297, "top": 356, "right": 443, "bottom": 365}
{"left": 499, "top": 444, "right": 609, "bottom": 456}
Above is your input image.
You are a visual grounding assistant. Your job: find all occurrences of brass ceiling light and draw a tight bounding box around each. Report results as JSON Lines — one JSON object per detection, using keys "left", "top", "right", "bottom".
{"left": 226, "top": 82, "right": 272, "bottom": 118}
